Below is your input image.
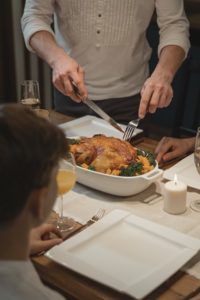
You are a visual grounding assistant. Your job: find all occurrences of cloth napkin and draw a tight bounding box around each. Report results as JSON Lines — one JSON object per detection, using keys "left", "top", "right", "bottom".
{"left": 53, "top": 190, "right": 105, "bottom": 224}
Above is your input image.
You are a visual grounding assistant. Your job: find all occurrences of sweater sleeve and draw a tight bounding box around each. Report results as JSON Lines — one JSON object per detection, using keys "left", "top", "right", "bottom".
{"left": 21, "top": 0, "right": 56, "bottom": 52}
{"left": 155, "top": 0, "right": 190, "bottom": 58}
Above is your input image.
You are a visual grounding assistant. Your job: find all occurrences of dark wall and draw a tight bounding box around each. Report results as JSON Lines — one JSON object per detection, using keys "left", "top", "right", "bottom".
{"left": 0, "top": 0, "right": 52, "bottom": 107}
{"left": 0, "top": 1, "right": 16, "bottom": 102}
{"left": 147, "top": 21, "right": 200, "bottom": 138}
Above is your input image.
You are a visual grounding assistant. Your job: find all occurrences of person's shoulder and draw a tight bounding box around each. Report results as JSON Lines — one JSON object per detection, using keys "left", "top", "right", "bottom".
{"left": 0, "top": 260, "right": 64, "bottom": 300}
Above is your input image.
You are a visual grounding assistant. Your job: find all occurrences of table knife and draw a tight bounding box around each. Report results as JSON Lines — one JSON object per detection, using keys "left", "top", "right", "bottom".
{"left": 71, "top": 82, "right": 124, "bottom": 133}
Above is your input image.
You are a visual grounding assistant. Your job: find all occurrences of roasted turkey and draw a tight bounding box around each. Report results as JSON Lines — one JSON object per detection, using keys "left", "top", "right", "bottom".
{"left": 69, "top": 135, "right": 137, "bottom": 174}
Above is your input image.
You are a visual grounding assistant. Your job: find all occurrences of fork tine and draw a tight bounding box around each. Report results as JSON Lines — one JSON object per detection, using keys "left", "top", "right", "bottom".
{"left": 127, "top": 128, "right": 135, "bottom": 141}
{"left": 123, "top": 126, "right": 134, "bottom": 140}
{"left": 123, "top": 121, "right": 133, "bottom": 140}
{"left": 123, "top": 126, "right": 132, "bottom": 140}
{"left": 97, "top": 208, "right": 105, "bottom": 219}
{"left": 123, "top": 118, "right": 140, "bottom": 141}
{"left": 127, "top": 129, "right": 134, "bottom": 141}
{"left": 92, "top": 208, "right": 105, "bottom": 222}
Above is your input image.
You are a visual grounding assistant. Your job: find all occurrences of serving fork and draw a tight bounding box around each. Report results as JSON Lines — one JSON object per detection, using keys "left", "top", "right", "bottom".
{"left": 123, "top": 118, "right": 140, "bottom": 141}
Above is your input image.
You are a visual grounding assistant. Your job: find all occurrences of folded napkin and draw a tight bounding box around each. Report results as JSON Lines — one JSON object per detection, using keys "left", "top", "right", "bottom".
{"left": 53, "top": 190, "right": 106, "bottom": 224}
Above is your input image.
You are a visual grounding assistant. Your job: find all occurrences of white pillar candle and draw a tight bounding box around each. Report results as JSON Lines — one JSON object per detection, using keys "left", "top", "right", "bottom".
{"left": 163, "top": 174, "right": 187, "bottom": 214}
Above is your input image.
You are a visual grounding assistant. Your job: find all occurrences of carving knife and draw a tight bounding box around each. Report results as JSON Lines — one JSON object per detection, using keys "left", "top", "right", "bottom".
{"left": 72, "top": 82, "right": 124, "bottom": 133}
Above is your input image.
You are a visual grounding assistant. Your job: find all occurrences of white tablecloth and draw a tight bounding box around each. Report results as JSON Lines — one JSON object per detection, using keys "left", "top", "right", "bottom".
{"left": 54, "top": 178, "right": 200, "bottom": 279}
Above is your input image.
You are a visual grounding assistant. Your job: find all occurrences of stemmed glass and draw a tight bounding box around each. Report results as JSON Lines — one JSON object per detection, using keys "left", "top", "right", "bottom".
{"left": 20, "top": 80, "right": 41, "bottom": 109}
{"left": 190, "top": 127, "right": 200, "bottom": 212}
{"left": 56, "top": 153, "right": 76, "bottom": 231}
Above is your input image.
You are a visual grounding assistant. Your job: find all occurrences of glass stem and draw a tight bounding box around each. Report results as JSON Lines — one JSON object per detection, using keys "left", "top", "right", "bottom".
{"left": 60, "top": 194, "right": 63, "bottom": 223}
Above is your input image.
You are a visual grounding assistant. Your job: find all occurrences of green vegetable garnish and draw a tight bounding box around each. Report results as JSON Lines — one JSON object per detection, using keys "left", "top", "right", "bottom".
{"left": 88, "top": 165, "right": 96, "bottom": 171}
{"left": 136, "top": 149, "right": 156, "bottom": 167}
{"left": 145, "top": 151, "right": 156, "bottom": 166}
{"left": 119, "top": 162, "right": 143, "bottom": 176}
{"left": 67, "top": 138, "right": 80, "bottom": 145}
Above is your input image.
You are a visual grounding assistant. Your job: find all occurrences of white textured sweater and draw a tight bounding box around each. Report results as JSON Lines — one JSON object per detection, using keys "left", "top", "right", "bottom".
{"left": 21, "top": 0, "right": 190, "bottom": 100}
{"left": 0, "top": 260, "right": 64, "bottom": 300}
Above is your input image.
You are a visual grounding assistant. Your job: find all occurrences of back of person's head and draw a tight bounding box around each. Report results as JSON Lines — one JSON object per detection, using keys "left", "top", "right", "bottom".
{"left": 0, "top": 103, "right": 67, "bottom": 226}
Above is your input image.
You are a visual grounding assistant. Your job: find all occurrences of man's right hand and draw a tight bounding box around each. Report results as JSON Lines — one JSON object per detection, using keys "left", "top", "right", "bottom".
{"left": 51, "top": 49, "right": 88, "bottom": 102}
{"left": 30, "top": 31, "right": 88, "bottom": 102}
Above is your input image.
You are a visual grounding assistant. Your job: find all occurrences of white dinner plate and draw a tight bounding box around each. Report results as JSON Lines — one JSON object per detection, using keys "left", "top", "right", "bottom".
{"left": 163, "top": 154, "right": 200, "bottom": 190}
{"left": 46, "top": 209, "right": 200, "bottom": 299}
{"left": 59, "top": 115, "right": 143, "bottom": 138}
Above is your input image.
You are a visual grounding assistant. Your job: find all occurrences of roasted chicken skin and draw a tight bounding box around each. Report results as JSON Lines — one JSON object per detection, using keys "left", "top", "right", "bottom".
{"left": 69, "top": 135, "right": 137, "bottom": 173}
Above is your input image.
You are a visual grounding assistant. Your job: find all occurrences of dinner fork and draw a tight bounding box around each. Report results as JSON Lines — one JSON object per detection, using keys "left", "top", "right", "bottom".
{"left": 69, "top": 208, "right": 106, "bottom": 238}
{"left": 86, "top": 208, "right": 106, "bottom": 225}
{"left": 123, "top": 118, "right": 140, "bottom": 141}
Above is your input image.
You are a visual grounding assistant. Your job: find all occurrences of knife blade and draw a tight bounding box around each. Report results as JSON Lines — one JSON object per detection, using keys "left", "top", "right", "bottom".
{"left": 84, "top": 98, "right": 124, "bottom": 133}
{"left": 71, "top": 82, "right": 124, "bottom": 133}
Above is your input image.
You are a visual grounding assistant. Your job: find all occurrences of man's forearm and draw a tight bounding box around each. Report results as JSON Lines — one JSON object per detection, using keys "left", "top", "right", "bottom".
{"left": 30, "top": 30, "right": 88, "bottom": 101}
{"left": 152, "top": 45, "right": 185, "bottom": 82}
{"left": 30, "top": 30, "right": 67, "bottom": 68}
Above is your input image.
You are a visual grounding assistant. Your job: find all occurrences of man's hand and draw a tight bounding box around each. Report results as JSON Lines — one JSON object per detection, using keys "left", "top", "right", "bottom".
{"left": 30, "top": 31, "right": 88, "bottom": 102}
{"left": 138, "top": 45, "right": 185, "bottom": 119}
{"left": 155, "top": 137, "right": 195, "bottom": 164}
{"left": 29, "top": 223, "right": 63, "bottom": 256}
{"left": 51, "top": 49, "right": 88, "bottom": 102}
{"left": 139, "top": 72, "right": 173, "bottom": 118}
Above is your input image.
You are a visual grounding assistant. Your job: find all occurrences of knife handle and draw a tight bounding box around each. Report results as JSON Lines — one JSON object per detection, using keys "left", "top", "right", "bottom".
{"left": 71, "top": 81, "right": 82, "bottom": 98}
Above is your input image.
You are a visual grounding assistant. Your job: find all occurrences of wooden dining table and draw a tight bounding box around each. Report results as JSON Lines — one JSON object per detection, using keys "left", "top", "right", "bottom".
{"left": 32, "top": 110, "right": 200, "bottom": 300}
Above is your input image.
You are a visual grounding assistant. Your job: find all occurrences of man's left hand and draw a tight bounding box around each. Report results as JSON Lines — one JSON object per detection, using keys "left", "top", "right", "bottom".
{"left": 139, "top": 72, "right": 173, "bottom": 119}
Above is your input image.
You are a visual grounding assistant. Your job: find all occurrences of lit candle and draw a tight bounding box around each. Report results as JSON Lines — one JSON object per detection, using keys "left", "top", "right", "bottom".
{"left": 163, "top": 174, "right": 187, "bottom": 214}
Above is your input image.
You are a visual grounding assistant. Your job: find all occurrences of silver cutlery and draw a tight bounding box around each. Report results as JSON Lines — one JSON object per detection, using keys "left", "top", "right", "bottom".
{"left": 71, "top": 81, "right": 124, "bottom": 133}
{"left": 85, "top": 208, "right": 106, "bottom": 226}
{"left": 84, "top": 98, "right": 124, "bottom": 133}
{"left": 123, "top": 118, "right": 140, "bottom": 141}
{"left": 68, "top": 208, "right": 106, "bottom": 238}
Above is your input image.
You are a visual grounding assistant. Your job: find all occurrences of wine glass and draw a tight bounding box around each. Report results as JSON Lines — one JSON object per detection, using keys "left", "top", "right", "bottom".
{"left": 56, "top": 153, "right": 76, "bottom": 231}
{"left": 190, "top": 127, "right": 200, "bottom": 212}
{"left": 20, "top": 80, "right": 41, "bottom": 109}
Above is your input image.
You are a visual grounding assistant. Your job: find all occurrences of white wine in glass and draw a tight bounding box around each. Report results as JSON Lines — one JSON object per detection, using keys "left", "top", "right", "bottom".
{"left": 20, "top": 80, "right": 41, "bottom": 109}
{"left": 56, "top": 154, "right": 76, "bottom": 231}
{"left": 190, "top": 127, "right": 200, "bottom": 212}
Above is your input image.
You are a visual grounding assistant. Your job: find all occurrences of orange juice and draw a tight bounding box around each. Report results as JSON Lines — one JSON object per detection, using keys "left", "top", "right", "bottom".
{"left": 57, "top": 169, "right": 76, "bottom": 195}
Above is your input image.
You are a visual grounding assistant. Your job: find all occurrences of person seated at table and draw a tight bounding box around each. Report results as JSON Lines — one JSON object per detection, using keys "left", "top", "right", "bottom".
{"left": 155, "top": 136, "right": 195, "bottom": 163}
{"left": 0, "top": 103, "right": 67, "bottom": 300}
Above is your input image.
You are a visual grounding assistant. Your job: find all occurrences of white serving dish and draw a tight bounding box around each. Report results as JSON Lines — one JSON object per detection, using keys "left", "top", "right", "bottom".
{"left": 46, "top": 209, "right": 200, "bottom": 299}
{"left": 60, "top": 115, "right": 161, "bottom": 196}
{"left": 76, "top": 162, "right": 163, "bottom": 196}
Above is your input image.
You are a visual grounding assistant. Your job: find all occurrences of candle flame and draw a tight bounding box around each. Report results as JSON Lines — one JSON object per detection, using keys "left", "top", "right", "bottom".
{"left": 174, "top": 174, "right": 178, "bottom": 185}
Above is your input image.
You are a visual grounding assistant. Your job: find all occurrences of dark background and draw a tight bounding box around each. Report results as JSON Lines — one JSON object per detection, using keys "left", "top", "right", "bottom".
{"left": 148, "top": 0, "right": 200, "bottom": 138}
